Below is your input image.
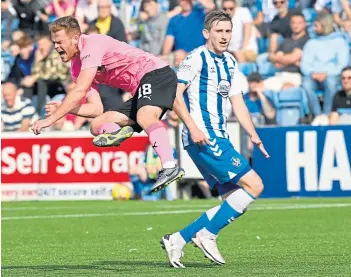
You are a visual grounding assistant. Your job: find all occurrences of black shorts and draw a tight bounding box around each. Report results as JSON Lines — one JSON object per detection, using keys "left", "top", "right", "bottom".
{"left": 116, "top": 66, "right": 177, "bottom": 133}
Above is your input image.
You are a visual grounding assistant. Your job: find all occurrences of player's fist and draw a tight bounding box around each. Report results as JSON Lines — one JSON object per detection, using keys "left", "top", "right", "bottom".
{"left": 251, "top": 135, "right": 270, "bottom": 158}
{"left": 190, "top": 127, "right": 210, "bottom": 145}
{"left": 31, "top": 118, "right": 53, "bottom": 135}
{"left": 45, "top": 101, "right": 62, "bottom": 117}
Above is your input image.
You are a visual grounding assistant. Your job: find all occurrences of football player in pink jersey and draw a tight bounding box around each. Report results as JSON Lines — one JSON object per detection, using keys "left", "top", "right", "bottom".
{"left": 31, "top": 16, "right": 184, "bottom": 192}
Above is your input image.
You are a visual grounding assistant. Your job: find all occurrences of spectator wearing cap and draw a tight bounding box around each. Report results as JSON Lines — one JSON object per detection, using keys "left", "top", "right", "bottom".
{"left": 329, "top": 66, "right": 351, "bottom": 125}
{"left": 244, "top": 72, "right": 276, "bottom": 125}
{"left": 162, "top": 0, "right": 215, "bottom": 56}
{"left": 1, "top": 82, "right": 35, "bottom": 132}
{"left": 91, "top": 0, "right": 127, "bottom": 42}
{"left": 264, "top": 11, "right": 309, "bottom": 92}
{"left": 139, "top": 0, "right": 169, "bottom": 55}
{"left": 301, "top": 13, "right": 349, "bottom": 124}
{"left": 223, "top": 0, "right": 258, "bottom": 63}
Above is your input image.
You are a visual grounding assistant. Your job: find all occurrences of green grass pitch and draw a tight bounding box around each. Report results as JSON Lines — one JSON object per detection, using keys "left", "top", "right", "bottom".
{"left": 2, "top": 198, "right": 351, "bottom": 277}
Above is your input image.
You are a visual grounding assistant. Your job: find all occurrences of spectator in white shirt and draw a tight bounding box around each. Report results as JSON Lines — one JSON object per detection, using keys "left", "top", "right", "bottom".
{"left": 2, "top": 82, "right": 35, "bottom": 132}
{"left": 223, "top": 0, "right": 258, "bottom": 62}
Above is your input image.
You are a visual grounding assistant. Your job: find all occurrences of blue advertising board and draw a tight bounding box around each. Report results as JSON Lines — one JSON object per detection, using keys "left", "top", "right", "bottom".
{"left": 253, "top": 125, "right": 351, "bottom": 198}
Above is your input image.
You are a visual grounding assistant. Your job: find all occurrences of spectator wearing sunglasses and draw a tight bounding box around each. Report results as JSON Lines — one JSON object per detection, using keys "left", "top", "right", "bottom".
{"left": 223, "top": 0, "right": 258, "bottom": 63}
{"left": 269, "top": 0, "right": 300, "bottom": 54}
{"left": 329, "top": 67, "right": 351, "bottom": 125}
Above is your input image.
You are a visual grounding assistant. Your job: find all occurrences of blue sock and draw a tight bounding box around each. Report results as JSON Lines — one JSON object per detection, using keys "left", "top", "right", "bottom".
{"left": 130, "top": 175, "right": 142, "bottom": 196}
{"left": 179, "top": 205, "right": 220, "bottom": 243}
{"left": 205, "top": 189, "right": 255, "bottom": 235}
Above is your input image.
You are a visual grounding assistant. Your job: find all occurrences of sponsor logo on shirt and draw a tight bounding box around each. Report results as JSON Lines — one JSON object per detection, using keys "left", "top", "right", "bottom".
{"left": 217, "top": 79, "right": 230, "bottom": 97}
{"left": 180, "top": 63, "right": 191, "bottom": 71}
{"left": 81, "top": 54, "right": 91, "bottom": 61}
{"left": 210, "top": 66, "right": 216, "bottom": 74}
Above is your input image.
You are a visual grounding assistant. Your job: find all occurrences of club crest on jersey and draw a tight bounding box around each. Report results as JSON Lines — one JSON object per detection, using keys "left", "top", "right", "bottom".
{"left": 217, "top": 80, "right": 230, "bottom": 97}
{"left": 210, "top": 66, "right": 216, "bottom": 73}
{"left": 231, "top": 157, "right": 241, "bottom": 167}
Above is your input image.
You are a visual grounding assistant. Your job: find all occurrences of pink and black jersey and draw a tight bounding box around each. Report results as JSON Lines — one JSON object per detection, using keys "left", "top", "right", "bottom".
{"left": 70, "top": 34, "right": 168, "bottom": 95}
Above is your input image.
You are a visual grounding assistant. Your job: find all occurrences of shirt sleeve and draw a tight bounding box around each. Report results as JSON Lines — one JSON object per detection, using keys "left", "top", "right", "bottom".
{"left": 80, "top": 36, "right": 105, "bottom": 70}
{"left": 177, "top": 53, "right": 203, "bottom": 85}
{"left": 229, "top": 62, "right": 243, "bottom": 97}
{"left": 166, "top": 17, "right": 175, "bottom": 37}
{"left": 241, "top": 8, "right": 253, "bottom": 24}
{"left": 22, "top": 101, "right": 35, "bottom": 119}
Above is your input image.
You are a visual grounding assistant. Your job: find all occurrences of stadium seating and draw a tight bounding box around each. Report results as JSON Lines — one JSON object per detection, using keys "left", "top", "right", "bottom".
{"left": 271, "top": 88, "right": 309, "bottom": 126}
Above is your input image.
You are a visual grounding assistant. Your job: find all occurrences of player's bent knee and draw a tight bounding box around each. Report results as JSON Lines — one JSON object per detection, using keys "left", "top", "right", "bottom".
{"left": 241, "top": 170, "right": 264, "bottom": 197}
{"left": 90, "top": 118, "right": 102, "bottom": 136}
{"left": 136, "top": 106, "right": 162, "bottom": 128}
{"left": 252, "top": 177, "right": 264, "bottom": 196}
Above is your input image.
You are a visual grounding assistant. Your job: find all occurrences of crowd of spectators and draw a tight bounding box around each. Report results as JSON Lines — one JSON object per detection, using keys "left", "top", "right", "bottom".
{"left": 2, "top": 0, "right": 351, "bottom": 133}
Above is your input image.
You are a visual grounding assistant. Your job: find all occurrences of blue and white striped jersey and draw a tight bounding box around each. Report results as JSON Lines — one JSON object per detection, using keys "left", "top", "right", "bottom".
{"left": 177, "top": 46, "right": 242, "bottom": 147}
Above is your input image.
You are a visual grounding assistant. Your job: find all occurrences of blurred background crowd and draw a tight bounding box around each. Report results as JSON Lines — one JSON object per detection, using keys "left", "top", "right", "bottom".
{"left": 1, "top": 0, "right": 351, "bottom": 199}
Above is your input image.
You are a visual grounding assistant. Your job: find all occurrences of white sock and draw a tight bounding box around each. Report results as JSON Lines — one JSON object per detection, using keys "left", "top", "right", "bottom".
{"left": 172, "top": 232, "right": 186, "bottom": 246}
{"left": 225, "top": 189, "right": 255, "bottom": 213}
{"left": 206, "top": 205, "right": 220, "bottom": 220}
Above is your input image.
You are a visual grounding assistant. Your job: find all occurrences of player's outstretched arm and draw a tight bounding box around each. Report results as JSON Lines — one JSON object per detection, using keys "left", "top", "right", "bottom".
{"left": 45, "top": 91, "right": 103, "bottom": 118}
{"left": 230, "top": 94, "right": 270, "bottom": 158}
{"left": 70, "top": 90, "right": 103, "bottom": 118}
{"left": 32, "top": 67, "right": 98, "bottom": 135}
{"left": 173, "top": 83, "right": 210, "bottom": 145}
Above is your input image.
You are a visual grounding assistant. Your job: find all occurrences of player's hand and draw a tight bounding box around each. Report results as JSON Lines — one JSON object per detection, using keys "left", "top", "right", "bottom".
{"left": 31, "top": 118, "right": 53, "bottom": 135}
{"left": 251, "top": 135, "right": 270, "bottom": 158}
{"left": 45, "top": 101, "right": 62, "bottom": 117}
{"left": 190, "top": 127, "right": 210, "bottom": 145}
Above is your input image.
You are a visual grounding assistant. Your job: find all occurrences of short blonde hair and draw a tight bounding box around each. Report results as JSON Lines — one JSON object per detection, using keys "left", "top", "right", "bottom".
{"left": 49, "top": 16, "right": 81, "bottom": 35}
{"left": 316, "top": 13, "right": 334, "bottom": 35}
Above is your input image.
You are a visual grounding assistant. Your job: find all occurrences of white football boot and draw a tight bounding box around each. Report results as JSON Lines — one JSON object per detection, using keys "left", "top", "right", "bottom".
{"left": 160, "top": 233, "right": 186, "bottom": 268}
{"left": 196, "top": 228, "right": 225, "bottom": 265}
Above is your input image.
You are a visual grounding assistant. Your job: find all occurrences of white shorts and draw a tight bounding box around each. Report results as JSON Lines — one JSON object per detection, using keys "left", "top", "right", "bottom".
{"left": 263, "top": 72, "right": 302, "bottom": 92}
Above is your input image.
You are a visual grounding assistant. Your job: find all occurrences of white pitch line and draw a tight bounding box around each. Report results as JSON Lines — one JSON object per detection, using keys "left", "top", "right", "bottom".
{"left": 3, "top": 202, "right": 349, "bottom": 211}
{"left": 2, "top": 203, "right": 351, "bottom": 221}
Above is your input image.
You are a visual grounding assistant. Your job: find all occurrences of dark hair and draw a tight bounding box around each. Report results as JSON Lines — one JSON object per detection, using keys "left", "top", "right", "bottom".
{"left": 342, "top": 66, "right": 351, "bottom": 73}
{"left": 290, "top": 11, "right": 305, "bottom": 20}
{"left": 204, "top": 10, "right": 232, "bottom": 31}
{"left": 49, "top": 16, "right": 81, "bottom": 35}
{"left": 86, "top": 25, "right": 101, "bottom": 34}
{"left": 247, "top": 72, "right": 262, "bottom": 83}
